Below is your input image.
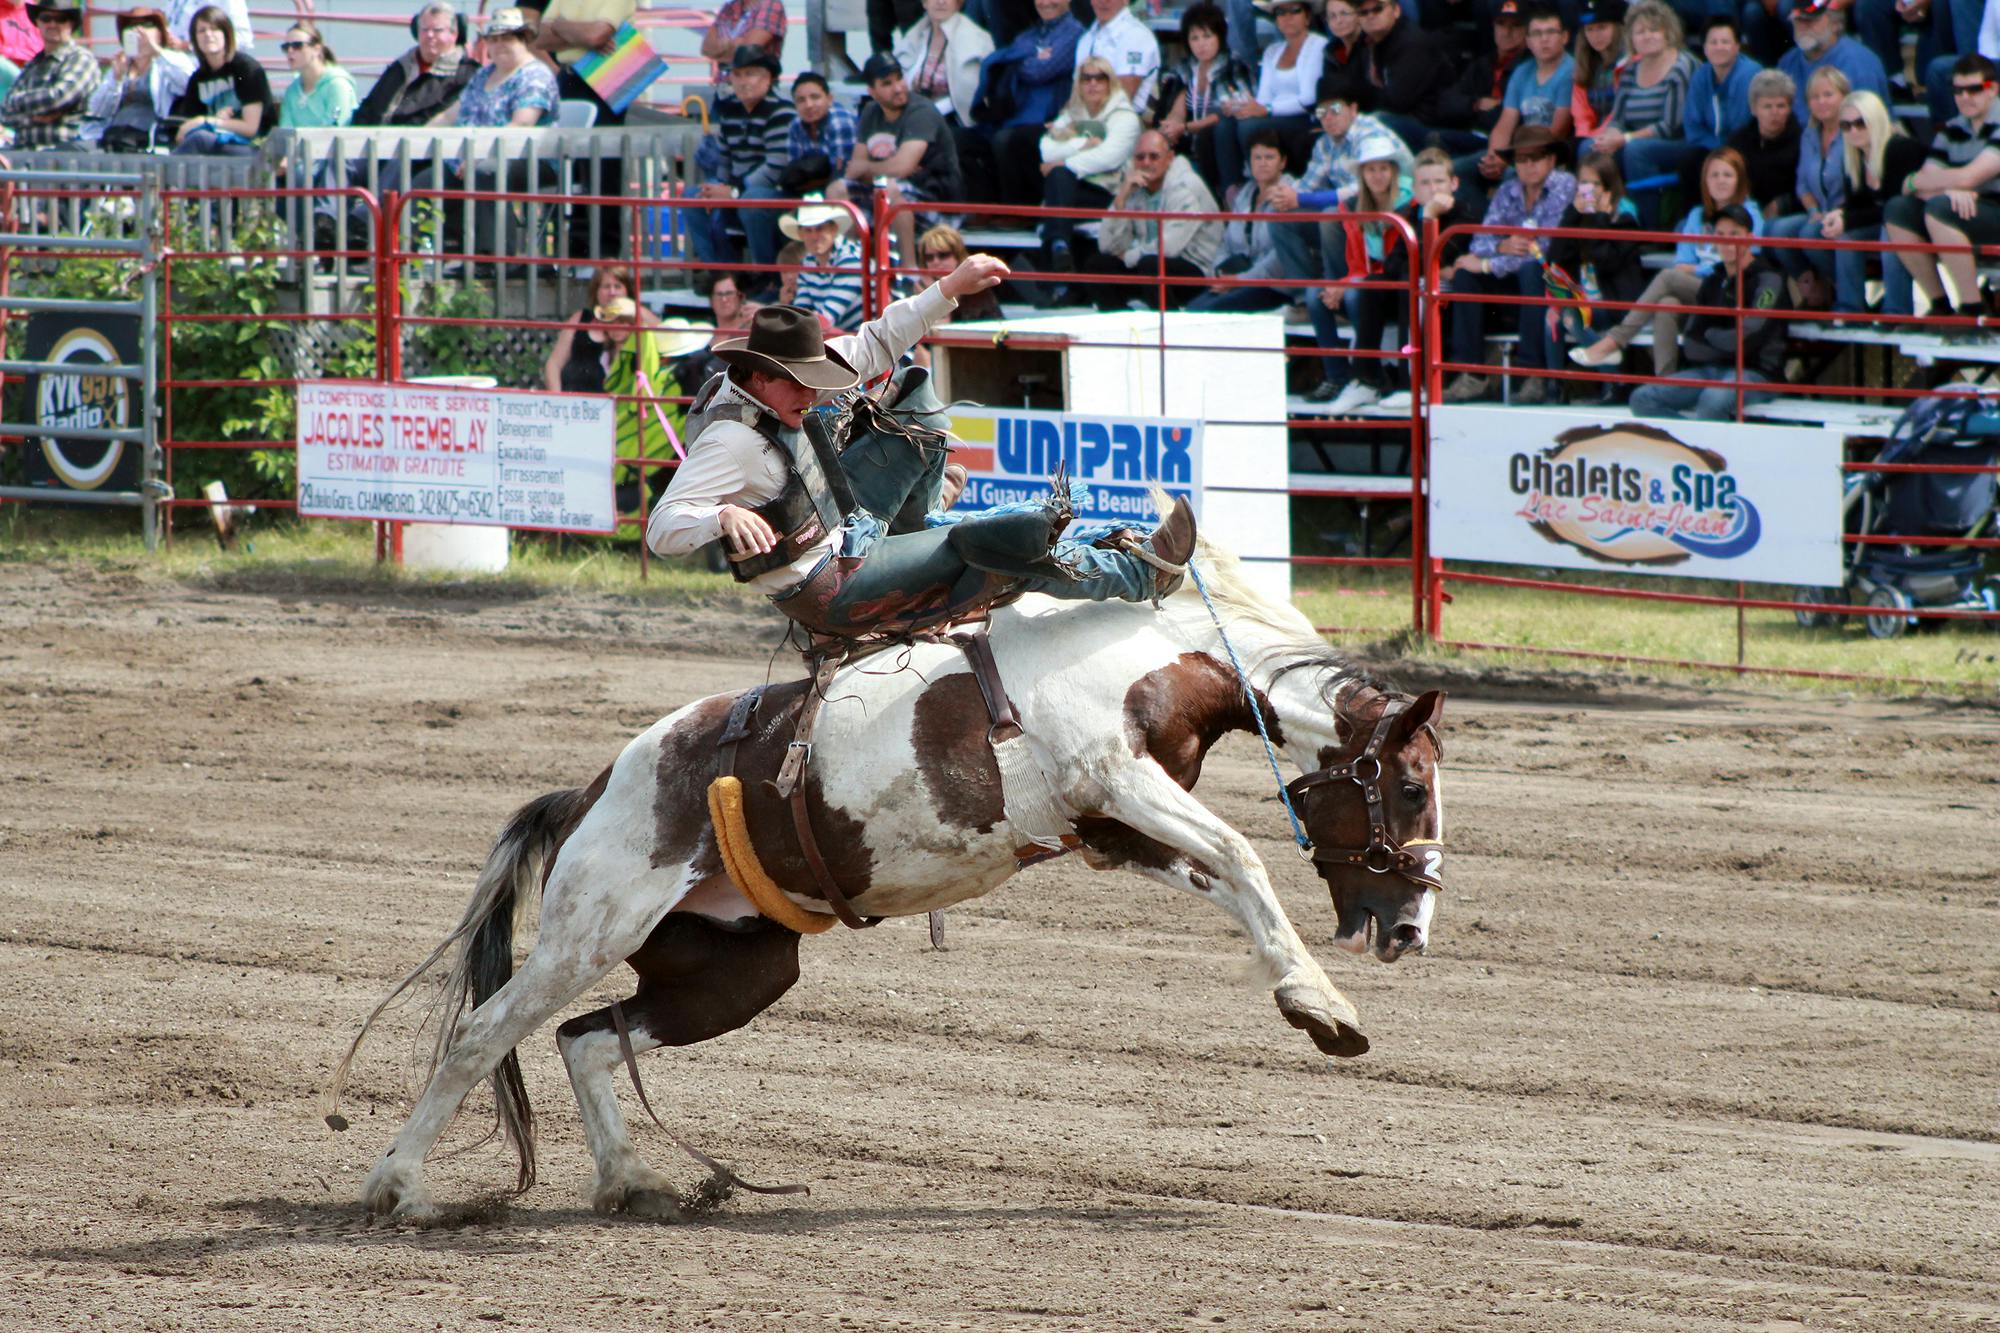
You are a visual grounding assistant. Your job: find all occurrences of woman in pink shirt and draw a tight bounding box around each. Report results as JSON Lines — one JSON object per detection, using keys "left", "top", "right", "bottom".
{"left": 0, "top": 0, "right": 45, "bottom": 66}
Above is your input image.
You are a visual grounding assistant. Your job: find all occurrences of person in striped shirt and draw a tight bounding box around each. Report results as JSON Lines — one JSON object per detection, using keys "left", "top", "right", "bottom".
{"left": 690, "top": 45, "right": 796, "bottom": 286}
{"left": 1885, "top": 52, "right": 2000, "bottom": 341}
{"left": 785, "top": 197, "right": 867, "bottom": 331}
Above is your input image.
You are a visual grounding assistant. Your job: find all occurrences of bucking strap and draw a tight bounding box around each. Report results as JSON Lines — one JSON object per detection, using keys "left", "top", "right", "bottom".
{"left": 716, "top": 686, "right": 763, "bottom": 778}
{"left": 951, "top": 627, "right": 1023, "bottom": 744}
{"left": 775, "top": 653, "right": 878, "bottom": 931}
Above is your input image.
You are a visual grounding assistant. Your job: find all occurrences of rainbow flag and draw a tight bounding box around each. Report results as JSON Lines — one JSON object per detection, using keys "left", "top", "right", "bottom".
{"left": 572, "top": 23, "right": 667, "bottom": 116}
{"left": 1543, "top": 261, "right": 1591, "bottom": 342}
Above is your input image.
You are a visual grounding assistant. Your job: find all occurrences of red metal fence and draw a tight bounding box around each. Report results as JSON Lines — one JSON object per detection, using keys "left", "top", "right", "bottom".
{"left": 3, "top": 181, "right": 1995, "bottom": 685}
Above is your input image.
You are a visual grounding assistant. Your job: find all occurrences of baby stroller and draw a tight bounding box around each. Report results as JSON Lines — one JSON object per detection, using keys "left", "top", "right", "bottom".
{"left": 1796, "top": 393, "right": 2000, "bottom": 639}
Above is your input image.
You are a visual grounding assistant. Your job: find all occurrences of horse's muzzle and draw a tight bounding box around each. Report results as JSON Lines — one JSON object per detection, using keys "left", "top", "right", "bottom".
{"left": 1331, "top": 883, "right": 1436, "bottom": 963}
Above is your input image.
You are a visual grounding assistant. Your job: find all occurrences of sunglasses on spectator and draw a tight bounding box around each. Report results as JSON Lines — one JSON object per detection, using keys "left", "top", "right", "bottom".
{"left": 1356, "top": 4, "right": 1386, "bottom": 14}
{"left": 1079, "top": 71, "right": 1110, "bottom": 82}
{"left": 1133, "top": 151, "right": 1167, "bottom": 161}
{"left": 1953, "top": 81, "right": 1995, "bottom": 95}
{"left": 1838, "top": 116, "right": 1866, "bottom": 130}
{"left": 281, "top": 38, "right": 312, "bottom": 50}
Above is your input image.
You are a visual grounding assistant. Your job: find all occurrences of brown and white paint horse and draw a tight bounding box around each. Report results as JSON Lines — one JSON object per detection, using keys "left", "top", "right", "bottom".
{"left": 329, "top": 546, "right": 1448, "bottom": 1222}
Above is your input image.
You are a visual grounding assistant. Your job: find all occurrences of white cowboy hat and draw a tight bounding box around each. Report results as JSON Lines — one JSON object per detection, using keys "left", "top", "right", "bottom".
{"left": 779, "top": 196, "right": 853, "bottom": 241}
{"left": 653, "top": 317, "right": 710, "bottom": 359}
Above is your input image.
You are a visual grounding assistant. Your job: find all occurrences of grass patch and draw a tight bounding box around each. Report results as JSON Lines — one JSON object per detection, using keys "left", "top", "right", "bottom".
{"left": 0, "top": 505, "right": 752, "bottom": 605}
{"left": 6, "top": 507, "right": 1994, "bottom": 696}
{"left": 1294, "top": 564, "right": 2000, "bottom": 696}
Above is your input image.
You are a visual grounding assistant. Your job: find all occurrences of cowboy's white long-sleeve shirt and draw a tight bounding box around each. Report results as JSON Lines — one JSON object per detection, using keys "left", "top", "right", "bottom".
{"left": 645, "top": 283, "right": 956, "bottom": 596}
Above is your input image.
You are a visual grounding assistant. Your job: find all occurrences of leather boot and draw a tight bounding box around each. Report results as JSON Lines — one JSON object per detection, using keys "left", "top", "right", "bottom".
{"left": 939, "top": 464, "right": 968, "bottom": 511}
{"left": 1143, "top": 496, "right": 1197, "bottom": 597}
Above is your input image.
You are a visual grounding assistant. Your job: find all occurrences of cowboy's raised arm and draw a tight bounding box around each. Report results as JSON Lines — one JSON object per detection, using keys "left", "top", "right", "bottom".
{"left": 829, "top": 255, "right": 1010, "bottom": 384}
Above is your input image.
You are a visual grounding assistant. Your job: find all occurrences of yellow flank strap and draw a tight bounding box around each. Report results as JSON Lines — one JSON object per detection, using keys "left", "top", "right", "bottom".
{"left": 706, "top": 776, "right": 836, "bottom": 935}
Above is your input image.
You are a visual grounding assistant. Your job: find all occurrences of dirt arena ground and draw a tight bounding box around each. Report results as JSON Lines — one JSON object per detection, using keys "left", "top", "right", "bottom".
{"left": 1, "top": 559, "right": 1996, "bottom": 1332}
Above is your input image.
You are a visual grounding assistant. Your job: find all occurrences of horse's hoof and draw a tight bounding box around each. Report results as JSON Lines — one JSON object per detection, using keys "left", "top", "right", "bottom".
{"left": 595, "top": 1184, "right": 686, "bottom": 1221}
{"left": 1275, "top": 989, "right": 1370, "bottom": 1058}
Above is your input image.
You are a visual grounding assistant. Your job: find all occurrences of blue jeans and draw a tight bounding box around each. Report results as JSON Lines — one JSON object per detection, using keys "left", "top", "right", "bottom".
{"left": 1837, "top": 224, "right": 1913, "bottom": 315}
{"left": 1765, "top": 211, "right": 1831, "bottom": 282}
{"left": 1448, "top": 262, "right": 1554, "bottom": 376}
{"left": 1630, "top": 366, "right": 1772, "bottom": 419}
{"left": 686, "top": 163, "right": 785, "bottom": 273}
{"left": 1306, "top": 221, "right": 1352, "bottom": 386}
{"left": 174, "top": 126, "right": 258, "bottom": 157}
{"left": 1740, "top": 0, "right": 1796, "bottom": 65}
{"left": 1225, "top": 0, "right": 1275, "bottom": 67}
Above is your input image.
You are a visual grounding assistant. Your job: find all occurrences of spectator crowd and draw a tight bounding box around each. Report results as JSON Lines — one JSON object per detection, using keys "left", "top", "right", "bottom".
{"left": 2, "top": 0, "right": 1998, "bottom": 424}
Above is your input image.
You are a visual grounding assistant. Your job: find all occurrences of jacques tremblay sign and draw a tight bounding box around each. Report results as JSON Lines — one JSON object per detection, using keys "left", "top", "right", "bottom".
{"left": 1428, "top": 407, "right": 1845, "bottom": 588}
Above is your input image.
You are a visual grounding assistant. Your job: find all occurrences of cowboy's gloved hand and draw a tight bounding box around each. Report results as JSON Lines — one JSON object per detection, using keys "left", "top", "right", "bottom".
{"left": 939, "top": 255, "right": 1010, "bottom": 301}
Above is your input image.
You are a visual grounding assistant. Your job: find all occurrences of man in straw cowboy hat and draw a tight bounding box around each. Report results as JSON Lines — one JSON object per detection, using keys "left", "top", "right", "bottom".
{"left": 646, "top": 256, "right": 1197, "bottom": 638}
{"left": 0, "top": 0, "right": 99, "bottom": 146}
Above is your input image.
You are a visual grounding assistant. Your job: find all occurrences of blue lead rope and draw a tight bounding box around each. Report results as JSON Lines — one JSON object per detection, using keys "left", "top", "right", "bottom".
{"left": 1186, "top": 558, "right": 1313, "bottom": 857}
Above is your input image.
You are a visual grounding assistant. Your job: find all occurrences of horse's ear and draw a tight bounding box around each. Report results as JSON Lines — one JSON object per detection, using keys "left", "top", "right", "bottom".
{"left": 1388, "top": 690, "right": 1445, "bottom": 748}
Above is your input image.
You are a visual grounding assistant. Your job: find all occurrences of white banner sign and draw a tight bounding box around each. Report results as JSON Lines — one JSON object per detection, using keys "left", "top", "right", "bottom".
{"left": 1429, "top": 407, "right": 1845, "bottom": 587}
{"left": 296, "top": 381, "right": 617, "bottom": 533}
{"left": 940, "top": 406, "right": 1202, "bottom": 523}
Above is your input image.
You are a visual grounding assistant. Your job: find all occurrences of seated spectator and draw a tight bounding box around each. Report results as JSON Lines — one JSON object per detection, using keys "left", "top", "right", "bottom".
{"left": 1685, "top": 16, "right": 1759, "bottom": 160}
{"left": 1825, "top": 89, "right": 1920, "bottom": 319}
{"left": 353, "top": 3, "right": 474, "bottom": 128}
{"left": 1885, "top": 53, "right": 2000, "bottom": 342}
{"left": 165, "top": 0, "right": 252, "bottom": 53}
{"left": 1437, "top": 0, "right": 1530, "bottom": 142}
{"left": 530, "top": 0, "right": 637, "bottom": 126}
{"left": 1074, "top": 0, "right": 1161, "bottom": 115}
{"left": 1325, "top": 0, "right": 1451, "bottom": 152}
{"left": 595, "top": 297, "right": 695, "bottom": 513}
{"left": 701, "top": 0, "right": 784, "bottom": 66}
{"left": 689, "top": 46, "right": 794, "bottom": 284}
{"left": 1440, "top": 124, "right": 1577, "bottom": 402}
{"left": 1078, "top": 129, "right": 1224, "bottom": 310}
{"left": 1321, "top": 0, "right": 1365, "bottom": 81}
{"left": 1189, "top": 127, "right": 1315, "bottom": 311}
{"left": 1629, "top": 205, "right": 1782, "bottom": 419}
{"left": 895, "top": 0, "right": 994, "bottom": 130}
{"left": 1034, "top": 55, "right": 1142, "bottom": 275}
{"left": 919, "top": 223, "right": 1004, "bottom": 321}
{"left": 1569, "top": 0, "right": 1627, "bottom": 141}
{"left": 278, "top": 23, "right": 357, "bottom": 128}
{"left": 982, "top": 0, "right": 1085, "bottom": 204}
{"left": 1571, "top": 145, "right": 1764, "bottom": 372}
{"left": 829, "top": 54, "right": 964, "bottom": 293}
{"left": 786, "top": 196, "right": 867, "bottom": 331}
{"left": 169, "top": 6, "right": 270, "bottom": 156}
{"left": 1153, "top": 2, "right": 1253, "bottom": 196}
{"left": 1273, "top": 84, "right": 1412, "bottom": 303}
{"left": 1465, "top": 5, "right": 1573, "bottom": 212}
{"left": 0, "top": 0, "right": 97, "bottom": 147}
{"left": 83, "top": 8, "right": 194, "bottom": 152}
{"left": 1777, "top": 0, "right": 1887, "bottom": 122}
{"left": 1312, "top": 135, "right": 1451, "bottom": 410}
{"left": 433, "top": 9, "right": 555, "bottom": 127}
{"left": 1546, "top": 150, "right": 1644, "bottom": 393}
{"left": 544, "top": 263, "right": 658, "bottom": 393}
{"left": 1764, "top": 64, "right": 1850, "bottom": 307}
{"left": 1726, "top": 67, "right": 1800, "bottom": 212}
{"left": 1920, "top": 2, "right": 1991, "bottom": 129}
{"left": 784, "top": 71, "right": 857, "bottom": 198}
{"left": 1214, "top": 0, "right": 1326, "bottom": 189}
{"left": 1587, "top": 1, "right": 1697, "bottom": 185}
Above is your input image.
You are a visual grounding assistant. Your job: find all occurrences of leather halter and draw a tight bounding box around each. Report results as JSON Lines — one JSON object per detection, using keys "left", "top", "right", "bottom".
{"left": 1283, "top": 698, "right": 1446, "bottom": 892}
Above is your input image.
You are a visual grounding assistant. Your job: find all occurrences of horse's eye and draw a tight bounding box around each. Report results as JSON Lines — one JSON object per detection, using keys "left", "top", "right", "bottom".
{"left": 1401, "top": 782, "right": 1427, "bottom": 806}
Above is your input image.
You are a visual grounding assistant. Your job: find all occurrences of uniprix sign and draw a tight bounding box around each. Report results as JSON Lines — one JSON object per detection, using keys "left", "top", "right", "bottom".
{"left": 942, "top": 407, "right": 1202, "bottom": 524}
{"left": 1508, "top": 424, "right": 1760, "bottom": 566}
{"left": 1429, "top": 408, "right": 1844, "bottom": 588}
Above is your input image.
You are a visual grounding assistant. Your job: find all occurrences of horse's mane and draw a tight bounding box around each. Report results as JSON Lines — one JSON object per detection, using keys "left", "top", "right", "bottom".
{"left": 1160, "top": 536, "right": 1399, "bottom": 707}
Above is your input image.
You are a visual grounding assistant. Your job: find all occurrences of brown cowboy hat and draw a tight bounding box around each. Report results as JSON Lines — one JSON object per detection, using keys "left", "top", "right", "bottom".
{"left": 713, "top": 305, "right": 859, "bottom": 391}
{"left": 1503, "top": 125, "right": 1570, "bottom": 165}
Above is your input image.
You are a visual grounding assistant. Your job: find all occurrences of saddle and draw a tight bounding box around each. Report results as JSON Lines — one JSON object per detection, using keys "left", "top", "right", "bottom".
{"left": 703, "top": 624, "right": 1079, "bottom": 940}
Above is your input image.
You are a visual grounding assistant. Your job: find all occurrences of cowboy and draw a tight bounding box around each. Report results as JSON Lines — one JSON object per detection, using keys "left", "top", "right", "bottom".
{"left": 645, "top": 256, "right": 1197, "bottom": 639}
{"left": 0, "top": 0, "right": 100, "bottom": 147}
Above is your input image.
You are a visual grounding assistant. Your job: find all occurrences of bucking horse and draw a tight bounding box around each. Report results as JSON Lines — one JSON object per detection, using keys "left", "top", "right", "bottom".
{"left": 327, "top": 542, "right": 1448, "bottom": 1222}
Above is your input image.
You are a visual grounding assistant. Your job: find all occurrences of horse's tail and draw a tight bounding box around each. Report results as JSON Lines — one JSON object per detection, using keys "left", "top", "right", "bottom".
{"left": 322, "top": 774, "right": 606, "bottom": 1193}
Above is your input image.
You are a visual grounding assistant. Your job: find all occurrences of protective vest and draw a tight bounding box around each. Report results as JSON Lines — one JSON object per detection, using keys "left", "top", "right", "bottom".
{"left": 686, "top": 373, "right": 853, "bottom": 583}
